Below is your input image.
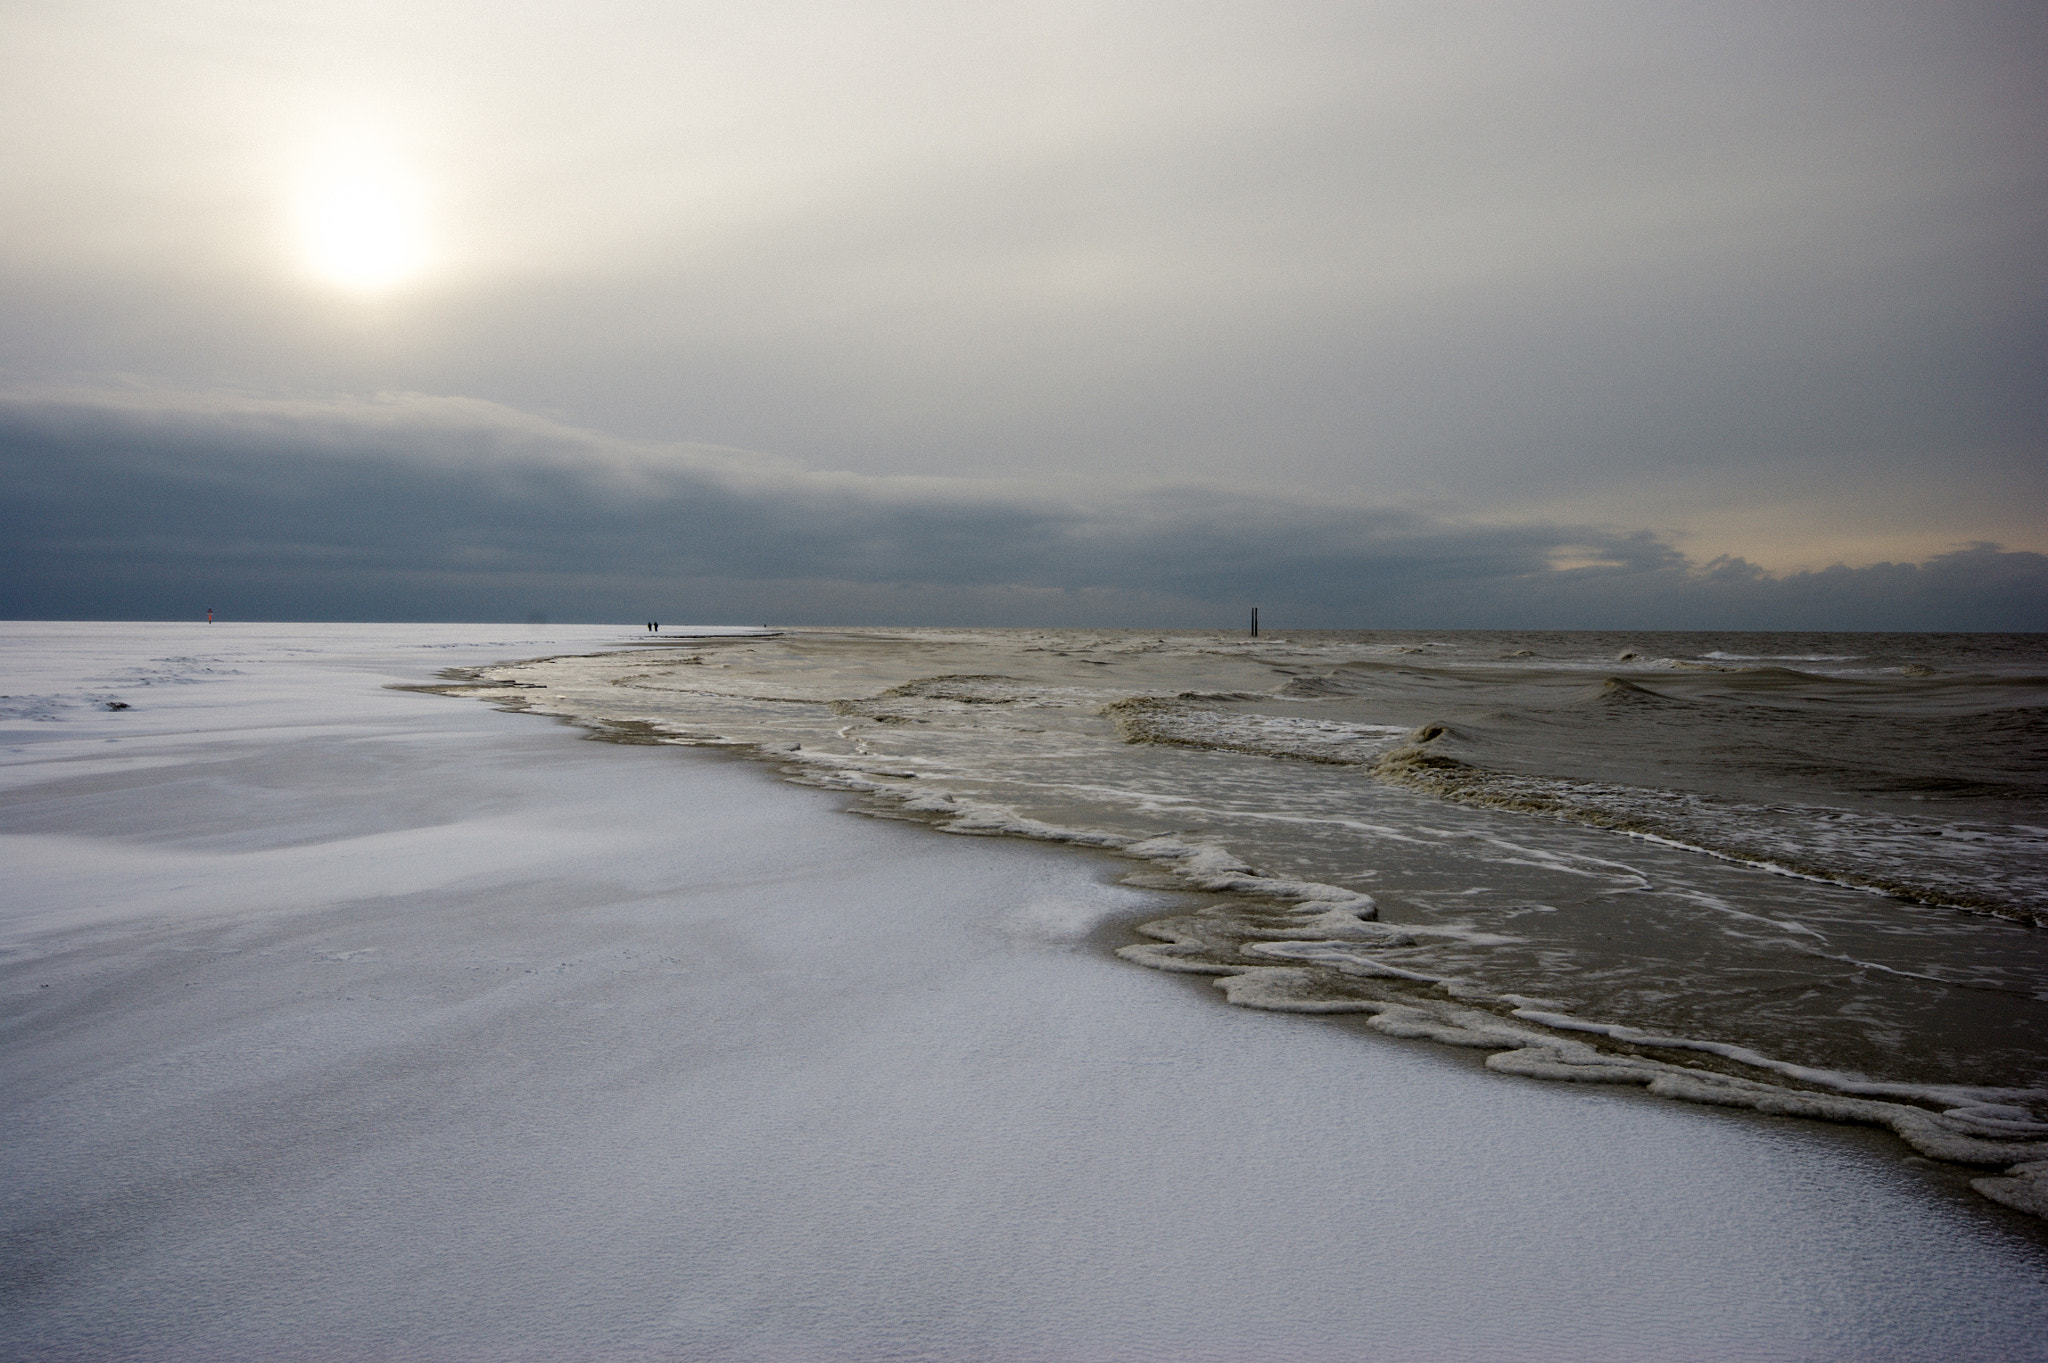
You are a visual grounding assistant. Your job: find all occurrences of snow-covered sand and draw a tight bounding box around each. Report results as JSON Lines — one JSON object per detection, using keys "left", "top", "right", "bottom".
{"left": 4, "top": 622, "right": 2045, "bottom": 1362}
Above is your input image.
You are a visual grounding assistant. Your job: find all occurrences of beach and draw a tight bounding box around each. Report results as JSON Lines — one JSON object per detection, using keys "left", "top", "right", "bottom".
{"left": 4, "top": 622, "right": 2046, "bottom": 1361}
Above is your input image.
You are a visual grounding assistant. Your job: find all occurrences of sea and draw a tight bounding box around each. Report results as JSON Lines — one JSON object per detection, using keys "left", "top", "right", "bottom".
{"left": 439, "top": 627, "right": 2048, "bottom": 1185}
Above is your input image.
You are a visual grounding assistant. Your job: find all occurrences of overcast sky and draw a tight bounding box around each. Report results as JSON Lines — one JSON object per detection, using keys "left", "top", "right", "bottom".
{"left": 3, "top": 1, "right": 2042, "bottom": 628}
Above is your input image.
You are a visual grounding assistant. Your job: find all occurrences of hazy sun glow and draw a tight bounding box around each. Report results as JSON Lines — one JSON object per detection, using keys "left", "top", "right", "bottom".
{"left": 294, "top": 130, "right": 430, "bottom": 293}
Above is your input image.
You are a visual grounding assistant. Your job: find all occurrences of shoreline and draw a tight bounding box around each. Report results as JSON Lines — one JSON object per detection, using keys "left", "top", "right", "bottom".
{"left": 434, "top": 635, "right": 2048, "bottom": 1228}
{"left": 5, "top": 621, "right": 2047, "bottom": 1358}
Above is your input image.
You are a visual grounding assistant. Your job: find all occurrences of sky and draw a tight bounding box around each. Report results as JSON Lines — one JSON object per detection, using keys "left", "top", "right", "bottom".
{"left": 2, "top": 0, "right": 2043, "bottom": 629}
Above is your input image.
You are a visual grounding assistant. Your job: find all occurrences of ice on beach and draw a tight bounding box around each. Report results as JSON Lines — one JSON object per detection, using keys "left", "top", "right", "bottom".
{"left": 3, "top": 622, "right": 2046, "bottom": 1361}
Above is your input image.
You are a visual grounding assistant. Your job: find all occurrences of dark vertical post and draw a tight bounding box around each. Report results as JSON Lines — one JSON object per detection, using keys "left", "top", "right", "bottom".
{"left": 1251, "top": 607, "right": 1259, "bottom": 638}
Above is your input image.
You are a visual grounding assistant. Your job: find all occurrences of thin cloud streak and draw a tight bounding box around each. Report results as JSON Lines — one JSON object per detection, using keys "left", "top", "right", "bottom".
{"left": 3, "top": 390, "right": 2040, "bottom": 630}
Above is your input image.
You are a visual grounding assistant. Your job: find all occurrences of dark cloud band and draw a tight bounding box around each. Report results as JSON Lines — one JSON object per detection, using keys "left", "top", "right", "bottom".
{"left": 3, "top": 390, "right": 2041, "bottom": 629}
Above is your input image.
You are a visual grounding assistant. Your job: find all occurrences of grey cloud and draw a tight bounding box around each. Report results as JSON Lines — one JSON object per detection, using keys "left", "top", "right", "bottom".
{"left": 3, "top": 391, "right": 2040, "bottom": 630}
{"left": 2, "top": 1, "right": 2038, "bottom": 567}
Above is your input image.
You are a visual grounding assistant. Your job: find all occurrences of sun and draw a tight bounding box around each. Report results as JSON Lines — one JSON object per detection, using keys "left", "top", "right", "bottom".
{"left": 293, "top": 134, "right": 430, "bottom": 293}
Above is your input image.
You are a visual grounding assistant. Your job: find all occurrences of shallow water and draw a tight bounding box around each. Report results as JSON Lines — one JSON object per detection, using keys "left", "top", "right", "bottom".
{"left": 442, "top": 627, "right": 2048, "bottom": 1193}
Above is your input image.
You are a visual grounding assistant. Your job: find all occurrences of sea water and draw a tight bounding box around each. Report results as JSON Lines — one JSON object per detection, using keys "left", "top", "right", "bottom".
{"left": 436, "top": 628, "right": 2048, "bottom": 1200}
